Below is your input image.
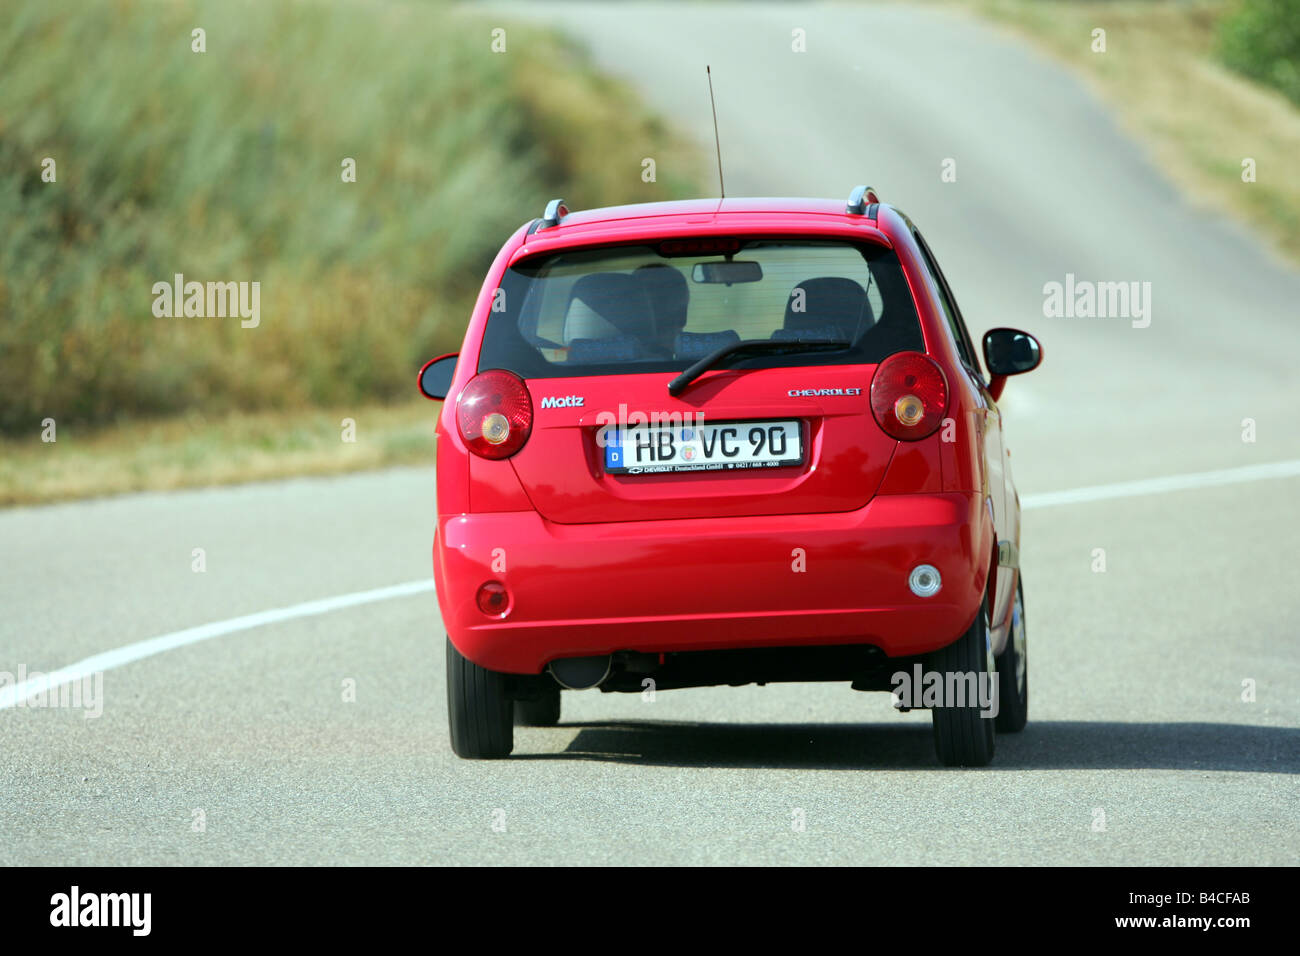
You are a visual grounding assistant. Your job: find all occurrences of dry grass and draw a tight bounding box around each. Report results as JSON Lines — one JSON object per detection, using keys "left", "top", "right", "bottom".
{"left": 0, "top": 401, "right": 441, "bottom": 507}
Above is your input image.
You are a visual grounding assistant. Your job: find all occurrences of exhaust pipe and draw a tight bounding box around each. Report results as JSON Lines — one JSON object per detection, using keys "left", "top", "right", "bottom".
{"left": 548, "top": 655, "right": 612, "bottom": 690}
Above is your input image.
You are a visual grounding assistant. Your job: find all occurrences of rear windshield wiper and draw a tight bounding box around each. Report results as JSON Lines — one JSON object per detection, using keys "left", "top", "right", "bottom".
{"left": 668, "top": 338, "right": 851, "bottom": 396}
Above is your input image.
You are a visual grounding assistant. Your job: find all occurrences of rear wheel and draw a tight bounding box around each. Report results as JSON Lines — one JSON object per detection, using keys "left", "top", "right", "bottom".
{"left": 446, "top": 637, "right": 513, "bottom": 758}
{"left": 514, "top": 684, "right": 561, "bottom": 727}
{"left": 995, "top": 574, "right": 1028, "bottom": 733}
{"left": 930, "top": 602, "right": 997, "bottom": 767}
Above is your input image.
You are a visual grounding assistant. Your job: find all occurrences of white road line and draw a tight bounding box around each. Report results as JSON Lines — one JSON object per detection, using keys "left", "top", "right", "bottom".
{"left": 4, "top": 458, "right": 1299, "bottom": 711}
{"left": 1021, "top": 459, "right": 1300, "bottom": 509}
{"left": 0, "top": 579, "right": 434, "bottom": 711}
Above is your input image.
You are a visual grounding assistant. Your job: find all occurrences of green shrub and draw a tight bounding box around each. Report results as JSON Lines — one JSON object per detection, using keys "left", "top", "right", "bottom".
{"left": 1218, "top": 0, "right": 1300, "bottom": 105}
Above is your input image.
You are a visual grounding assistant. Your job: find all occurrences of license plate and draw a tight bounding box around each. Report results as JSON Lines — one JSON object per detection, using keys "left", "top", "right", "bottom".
{"left": 602, "top": 420, "right": 803, "bottom": 475}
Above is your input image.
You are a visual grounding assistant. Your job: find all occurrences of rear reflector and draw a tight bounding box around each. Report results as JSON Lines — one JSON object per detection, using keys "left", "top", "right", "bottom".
{"left": 476, "top": 581, "right": 510, "bottom": 616}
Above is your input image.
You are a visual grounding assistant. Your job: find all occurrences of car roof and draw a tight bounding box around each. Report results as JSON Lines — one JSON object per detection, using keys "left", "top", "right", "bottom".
{"left": 532, "top": 197, "right": 875, "bottom": 230}
{"left": 518, "top": 192, "right": 895, "bottom": 253}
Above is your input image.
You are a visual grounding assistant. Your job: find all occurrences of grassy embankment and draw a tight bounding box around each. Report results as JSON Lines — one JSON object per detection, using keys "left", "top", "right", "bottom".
{"left": 0, "top": 0, "right": 701, "bottom": 505}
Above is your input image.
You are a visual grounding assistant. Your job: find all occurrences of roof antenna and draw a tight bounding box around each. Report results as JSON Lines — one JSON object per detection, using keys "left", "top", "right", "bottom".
{"left": 706, "top": 65, "right": 725, "bottom": 199}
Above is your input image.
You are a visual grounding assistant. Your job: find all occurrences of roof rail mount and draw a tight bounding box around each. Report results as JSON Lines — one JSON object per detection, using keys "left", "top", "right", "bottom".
{"left": 539, "top": 198, "right": 570, "bottom": 230}
{"left": 845, "top": 185, "right": 880, "bottom": 215}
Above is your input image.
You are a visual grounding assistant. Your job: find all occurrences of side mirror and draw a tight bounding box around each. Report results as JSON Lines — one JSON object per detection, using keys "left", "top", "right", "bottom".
{"left": 417, "top": 353, "right": 458, "bottom": 401}
{"left": 982, "top": 328, "right": 1041, "bottom": 402}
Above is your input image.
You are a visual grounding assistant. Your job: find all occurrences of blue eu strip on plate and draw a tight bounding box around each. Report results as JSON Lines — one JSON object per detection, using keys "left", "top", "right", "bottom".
{"left": 604, "top": 430, "right": 624, "bottom": 470}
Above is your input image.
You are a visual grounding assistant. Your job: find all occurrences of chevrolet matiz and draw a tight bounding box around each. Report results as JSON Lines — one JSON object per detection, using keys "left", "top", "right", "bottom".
{"left": 418, "top": 187, "right": 1042, "bottom": 766}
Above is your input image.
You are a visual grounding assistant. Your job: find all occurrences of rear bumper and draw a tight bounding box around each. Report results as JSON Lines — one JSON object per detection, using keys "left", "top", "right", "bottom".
{"left": 435, "top": 493, "right": 991, "bottom": 674}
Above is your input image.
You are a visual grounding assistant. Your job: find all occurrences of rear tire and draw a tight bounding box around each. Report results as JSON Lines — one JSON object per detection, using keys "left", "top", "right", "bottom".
{"left": 930, "top": 602, "right": 997, "bottom": 767}
{"left": 995, "top": 574, "right": 1029, "bottom": 733}
{"left": 514, "top": 684, "right": 561, "bottom": 727}
{"left": 446, "top": 637, "right": 513, "bottom": 758}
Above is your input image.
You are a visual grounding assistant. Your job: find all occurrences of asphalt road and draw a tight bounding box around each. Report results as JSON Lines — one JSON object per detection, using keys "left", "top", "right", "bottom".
{"left": 3, "top": 2, "right": 1298, "bottom": 865}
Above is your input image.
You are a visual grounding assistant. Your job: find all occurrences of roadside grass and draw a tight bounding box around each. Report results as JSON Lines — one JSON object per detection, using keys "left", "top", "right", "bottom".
{"left": 0, "top": 401, "right": 440, "bottom": 507}
{"left": 961, "top": 0, "right": 1300, "bottom": 265}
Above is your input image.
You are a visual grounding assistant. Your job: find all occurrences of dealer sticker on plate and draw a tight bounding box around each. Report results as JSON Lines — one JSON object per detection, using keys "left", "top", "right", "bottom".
{"left": 603, "top": 420, "right": 803, "bottom": 474}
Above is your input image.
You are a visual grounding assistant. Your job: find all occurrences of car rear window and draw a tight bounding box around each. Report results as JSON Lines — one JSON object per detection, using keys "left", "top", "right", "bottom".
{"left": 477, "top": 238, "right": 923, "bottom": 377}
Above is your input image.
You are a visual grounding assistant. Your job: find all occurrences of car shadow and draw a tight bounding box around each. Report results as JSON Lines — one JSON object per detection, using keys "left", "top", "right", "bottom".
{"left": 512, "top": 719, "right": 1300, "bottom": 773}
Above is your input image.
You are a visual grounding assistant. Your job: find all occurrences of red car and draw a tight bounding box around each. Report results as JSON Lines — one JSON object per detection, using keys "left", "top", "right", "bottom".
{"left": 419, "top": 188, "right": 1042, "bottom": 766}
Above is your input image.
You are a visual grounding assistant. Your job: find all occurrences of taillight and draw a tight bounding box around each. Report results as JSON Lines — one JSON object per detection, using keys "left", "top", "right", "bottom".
{"left": 456, "top": 370, "right": 533, "bottom": 459}
{"left": 870, "top": 352, "right": 948, "bottom": 440}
